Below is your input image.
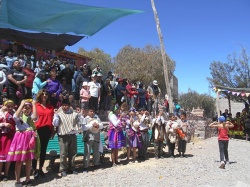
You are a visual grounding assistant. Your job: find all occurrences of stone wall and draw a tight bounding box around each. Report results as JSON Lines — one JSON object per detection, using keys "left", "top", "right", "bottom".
{"left": 218, "top": 98, "right": 245, "bottom": 117}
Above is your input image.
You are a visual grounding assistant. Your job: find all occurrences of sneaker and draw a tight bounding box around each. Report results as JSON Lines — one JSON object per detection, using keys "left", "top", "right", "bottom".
{"left": 25, "top": 180, "right": 33, "bottom": 186}
{"left": 112, "top": 163, "right": 118, "bottom": 167}
{"left": 155, "top": 157, "right": 159, "bottom": 160}
{"left": 226, "top": 161, "right": 230, "bottom": 165}
{"left": 15, "top": 182, "right": 23, "bottom": 187}
{"left": 219, "top": 163, "right": 225, "bottom": 169}
{"left": 61, "top": 171, "right": 67, "bottom": 177}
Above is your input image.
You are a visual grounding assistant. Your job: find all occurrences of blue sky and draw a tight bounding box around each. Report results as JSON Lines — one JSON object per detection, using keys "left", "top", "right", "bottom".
{"left": 66, "top": 0, "right": 250, "bottom": 96}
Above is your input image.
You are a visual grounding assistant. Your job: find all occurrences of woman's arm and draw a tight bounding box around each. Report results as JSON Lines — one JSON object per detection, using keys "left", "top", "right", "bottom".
{"left": 226, "top": 121, "right": 234, "bottom": 128}
{"left": 209, "top": 121, "right": 220, "bottom": 128}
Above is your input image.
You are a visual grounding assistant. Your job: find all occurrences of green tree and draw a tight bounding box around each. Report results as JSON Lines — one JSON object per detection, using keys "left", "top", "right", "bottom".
{"left": 114, "top": 44, "right": 175, "bottom": 93}
{"left": 208, "top": 47, "right": 250, "bottom": 88}
{"left": 179, "top": 89, "right": 216, "bottom": 118}
{"left": 78, "top": 47, "right": 113, "bottom": 76}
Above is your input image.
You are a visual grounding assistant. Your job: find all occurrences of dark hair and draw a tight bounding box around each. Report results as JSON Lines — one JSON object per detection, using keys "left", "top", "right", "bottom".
{"left": 25, "top": 61, "right": 31, "bottom": 67}
{"left": 180, "top": 112, "right": 186, "bottom": 117}
{"left": 37, "top": 70, "right": 46, "bottom": 81}
{"left": 169, "top": 113, "right": 175, "bottom": 118}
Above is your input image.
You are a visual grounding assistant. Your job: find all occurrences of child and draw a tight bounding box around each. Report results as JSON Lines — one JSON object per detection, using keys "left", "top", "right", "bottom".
{"left": 138, "top": 108, "right": 152, "bottom": 160}
{"left": 52, "top": 99, "right": 81, "bottom": 177}
{"left": 82, "top": 108, "right": 103, "bottom": 172}
{"left": 0, "top": 100, "right": 16, "bottom": 182}
{"left": 152, "top": 109, "right": 165, "bottom": 159}
{"left": 209, "top": 116, "right": 234, "bottom": 169}
{"left": 6, "top": 100, "right": 37, "bottom": 186}
{"left": 166, "top": 113, "right": 179, "bottom": 158}
{"left": 126, "top": 107, "right": 141, "bottom": 163}
{"left": 177, "top": 112, "right": 189, "bottom": 157}
{"left": 80, "top": 81, "right": 90, "bottom": 111}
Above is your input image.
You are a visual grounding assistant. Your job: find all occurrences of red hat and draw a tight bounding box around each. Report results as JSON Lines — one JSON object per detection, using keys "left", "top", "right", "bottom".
{"left": 118, "top": 78, "right": 123, "bottom": 82}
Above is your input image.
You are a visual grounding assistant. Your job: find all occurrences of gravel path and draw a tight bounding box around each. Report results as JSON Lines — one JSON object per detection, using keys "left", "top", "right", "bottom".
{"left": 2, "top": 137, "right": 250, "bottom": 187}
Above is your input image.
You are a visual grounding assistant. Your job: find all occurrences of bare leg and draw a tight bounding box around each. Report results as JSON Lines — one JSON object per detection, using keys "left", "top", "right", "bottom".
{"left": 15, "top": 161, "right": 23, "bottom": 183}
{"left": 127, "top": 147, "right": 131, "bottom": 161}
{"left": 132, "top": 148, "right": 137, "bottom": 161}
{"left": 111, "top": 149, "right": 116, "bottom": 164}
{"left": 115, "top": 149, "right": 119, "bottom": 163}
{"left": 25, "top": 160, "right": 31, "bottom": 181}
{"left": 0, "top": 162, "right": 3, "bottom": 177}
{"left": 4, "top": 162, "right": 11, "bottom": 177}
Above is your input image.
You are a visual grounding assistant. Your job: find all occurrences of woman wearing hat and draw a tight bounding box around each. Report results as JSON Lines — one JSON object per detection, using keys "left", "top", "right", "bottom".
{"left": 209, "top": 116, "right": 234, "bottom": 169}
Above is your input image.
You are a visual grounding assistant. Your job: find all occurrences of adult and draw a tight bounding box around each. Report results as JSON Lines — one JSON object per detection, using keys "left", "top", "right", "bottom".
{"left": 0, "top": 66, "right": 7, "bottom": 105}
{"left": 59, "top": 63, "right": 74, "bottom": 93}
{"left": 88, "top": 74, "right": 101, "bottom": 113}
{"left": 209, "top": 116, "right": 234, "bottom": 169}
{"left": 137, "top": 83, "right": 147, "bottom": 109}
{"left": 34, "top": 61, "right": 44, "bottom": 77}
{"left": 147, "top": 80, "right": 161, "bottom": 114}
{"left": 115, "top": 78, "right": 126, "bottom": 106}
{"left": 5, "top": 51, "right": 17, "bottom": 68}
{"left": 75, "top": 68, "right": 89, "bottom": 105}
{"left": 7, "top": 60, "right": 27, "bottom": 106}
{"left": 32, "top": 70, "right": 50, "bottom": 100}
{"left": 59, "top": 77, "right": 74, "bottom": 106}
{"left": 46, "top": 71, "right": 62, "bottom": 108}
{"left": 32, "top": 89, "right": 54, "bottom": 178}
{"left": 23, "top": 62, "right": 35, "bottom": 99}
{"left": 103, "top": 78, "right": 113, "bottom": 111}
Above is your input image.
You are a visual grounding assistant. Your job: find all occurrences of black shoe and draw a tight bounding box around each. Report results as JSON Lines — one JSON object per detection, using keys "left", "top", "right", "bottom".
{"left": 39, "top": 170, "right": 45, "bottom": 177}
{"left": 61, "top": 171, "right": 67, "bottom": 177}
{"left": 33, "top": 170, "right": 39, "bottom": 179}
{"left": 2, "top": 175, "right": 8, "bottom": 181}
{"left": 93, "top": 164, "right": 101, "bottom": 169}
{"left": 67, "top": 170, "right": 78, "bottom": 175}
{"left": 25, "top": 180, "right": 33, "bottom": 186}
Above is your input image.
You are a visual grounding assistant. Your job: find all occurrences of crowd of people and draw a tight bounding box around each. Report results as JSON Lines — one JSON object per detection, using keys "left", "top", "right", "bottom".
{"left": 0, "top": 50, "right": 190, "bottom": 187}
{"left": 1, "top": 49, "right": 250, "bottom": 186}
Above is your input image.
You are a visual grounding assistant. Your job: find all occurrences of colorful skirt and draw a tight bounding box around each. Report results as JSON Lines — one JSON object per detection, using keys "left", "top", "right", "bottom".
{"left": 108, "top": 129, "right": 126, "bottom": 149}
{"left": 125, "top": 129, "right": 142, "bottom": 148}
{"left": 0, "top": 134, "right": 14, "bottom": 162}
{"left": 6, "top": 131, "right": 35, "bottom": 162}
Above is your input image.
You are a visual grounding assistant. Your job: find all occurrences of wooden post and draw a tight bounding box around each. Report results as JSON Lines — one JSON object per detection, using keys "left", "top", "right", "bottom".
{"left": 151, "top": 0, "right": 173, "bottom": 113}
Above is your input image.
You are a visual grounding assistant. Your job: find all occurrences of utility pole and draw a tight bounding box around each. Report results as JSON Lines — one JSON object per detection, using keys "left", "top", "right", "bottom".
{"left": 150, "top": 0, "right": 173, "bottom": 113}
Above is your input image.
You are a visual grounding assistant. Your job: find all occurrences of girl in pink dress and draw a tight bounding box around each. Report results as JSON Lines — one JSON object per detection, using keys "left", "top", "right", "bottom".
{"left": 6, "top": 100, "right": 37, "bottom": 186}
{"left": 0, "top": 100, "right": 16, "bottom": 182}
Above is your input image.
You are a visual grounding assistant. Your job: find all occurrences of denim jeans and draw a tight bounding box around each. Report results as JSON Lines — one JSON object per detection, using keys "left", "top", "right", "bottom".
{"left": 218, "top": 140, "right": 229, "bottom": 162}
